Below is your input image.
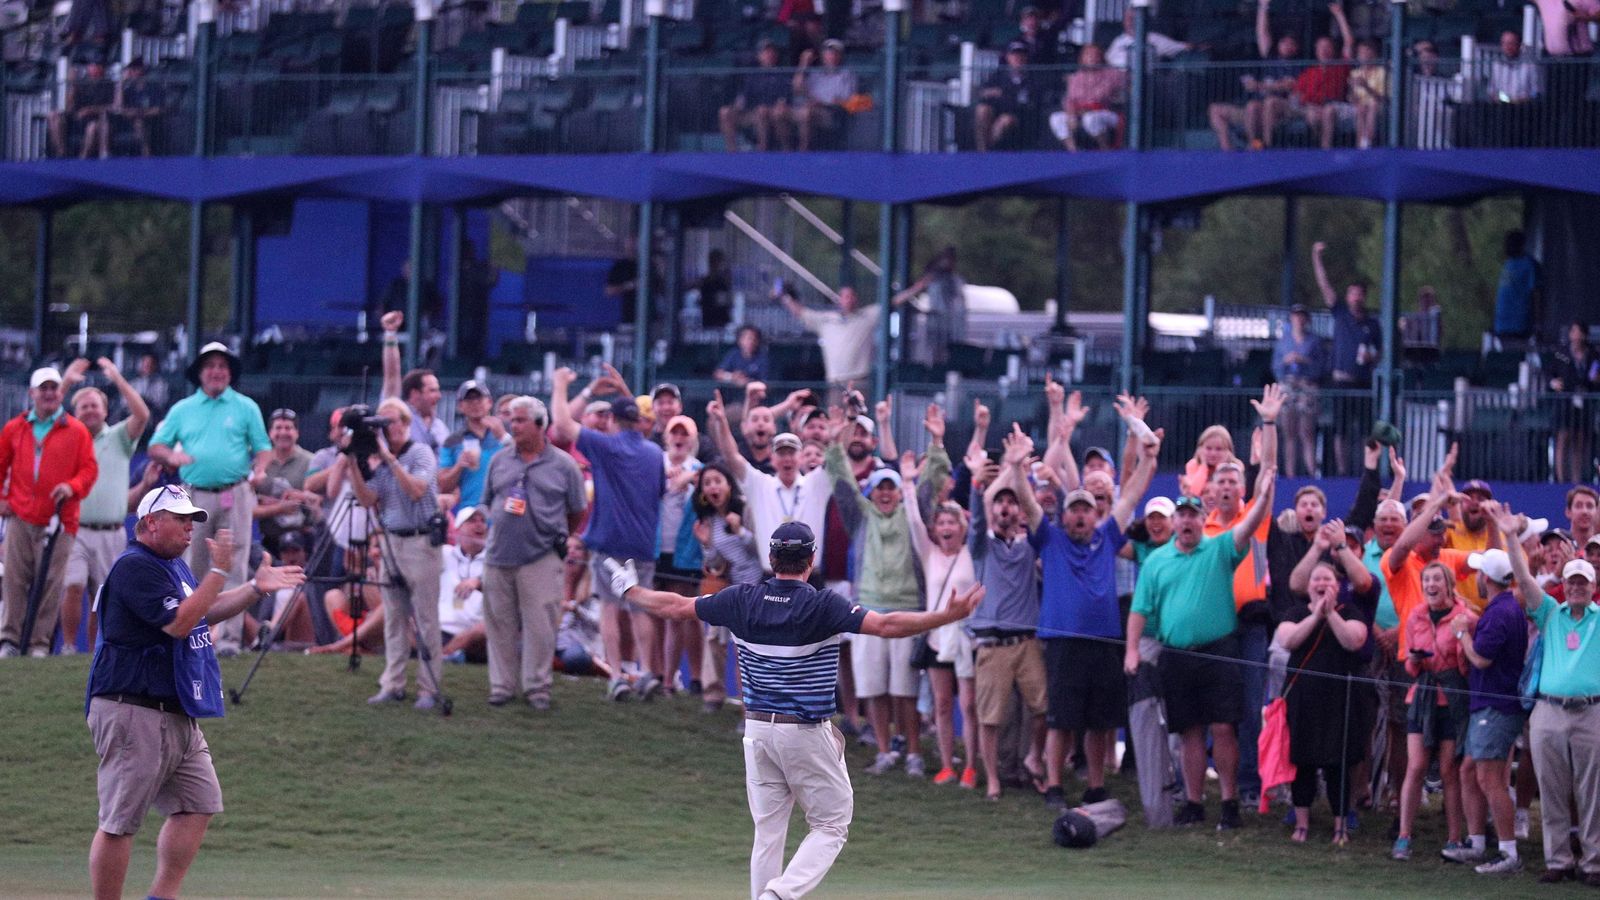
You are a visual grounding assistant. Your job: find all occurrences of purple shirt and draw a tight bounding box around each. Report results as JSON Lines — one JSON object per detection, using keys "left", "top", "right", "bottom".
{"left": 1468, "top": 590, "right": 1527, "bottom": 715}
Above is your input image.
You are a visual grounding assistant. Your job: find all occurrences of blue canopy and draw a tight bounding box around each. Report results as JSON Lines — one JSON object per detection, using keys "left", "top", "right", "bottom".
{"left": 1, "top": 148, "right": 1595, "bottom": 207}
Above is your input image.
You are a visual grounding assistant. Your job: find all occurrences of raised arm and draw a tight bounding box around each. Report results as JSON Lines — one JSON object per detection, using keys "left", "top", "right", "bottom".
{"left": 1110, "top": 396, "right": 1161, "bottom": 529}
{"left": 1490, "top": 502, "right": 1544, "bottom": 612}
{"left": 1312, "top": 241, "right": 1337, "bottom": 308}
{"left": 875, "top": 396, "right": 898, "bottom": 462}
{"left": 380, "top": 311, "right": 403, "bottom": 402}
{"left": 1384, "top": 446, "right": 1408, "bottom": 503}
{"left": 1044, "top": 383, "right": 1088, "bottom": 492}
{"left": 1330, "top": 2, "right": 1354, "bottom": 60}
{"left": 1250, "top": 383, "right": 1283, "bottom": 481}
{"left": 548, "top": 366, "right": 581, "bottom": 446}
{"left": 996, "top": 424, "right": 1041, "bottom": 532}
{"left": 704, "top": 390, "right": 747, "bottom": 483}
{"left": 1327, "top": 517, "right": 1374, "bottom": 593}
{"left": 1234, "top": 466, "right": 1276, "bottom": 551}
{"left": 899, "top": 451, "right": 934, "bottom": 557}
{"left": 1346, "top": 441, "right": 1383, "bottom": 529}
{"left": 98, "top": 357, "right": 151, "bottom": 441}
{"left": 966, "top": 398, "right": 991, "bottom": 461}
{"left": 1255, "top": 0, "right": 1273, "bottom": 59}
{"left": 1288, "top": 521, "right": 1336, "bottom": 595}
{"left": 1384, "top": 465, "right": 1453, "bottom": 572}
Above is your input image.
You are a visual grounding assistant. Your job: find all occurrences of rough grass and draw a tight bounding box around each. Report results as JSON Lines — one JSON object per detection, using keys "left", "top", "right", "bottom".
{"left": 0, "top": 655, "right": 1560, "bottom": 898}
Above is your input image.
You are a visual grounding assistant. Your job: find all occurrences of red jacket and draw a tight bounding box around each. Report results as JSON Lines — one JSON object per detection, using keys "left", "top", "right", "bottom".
{"left": 0, "top": 411, "right": 98, "bottom": 534}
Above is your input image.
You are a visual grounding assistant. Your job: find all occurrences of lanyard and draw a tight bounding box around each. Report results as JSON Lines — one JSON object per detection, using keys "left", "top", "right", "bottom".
{"left": 776, "top": 481, "right": 801, "bottom": 522}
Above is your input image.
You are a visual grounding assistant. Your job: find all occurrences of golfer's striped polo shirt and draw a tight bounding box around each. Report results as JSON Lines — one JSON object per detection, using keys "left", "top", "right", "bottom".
{"left": 696, "top": 578, "right": 867, "bottom": 722}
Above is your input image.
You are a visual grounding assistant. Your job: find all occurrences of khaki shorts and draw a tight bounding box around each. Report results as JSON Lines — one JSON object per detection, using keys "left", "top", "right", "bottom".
{"left": 66, "top": 526, "right": 126, "bottom": 589}
{"left": 88, "top": 696, "right": 224, "bottom": 835}
{"left": 850, "top": 632, "right": 918, "bottom": 699}
{"left": 973, "top": 638, "right": 1049, "bottom": 726}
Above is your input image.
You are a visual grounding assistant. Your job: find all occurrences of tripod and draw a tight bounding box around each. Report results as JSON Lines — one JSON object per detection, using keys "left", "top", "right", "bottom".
{"left": 230, "top": 476, "right": 455, "bottom": 717}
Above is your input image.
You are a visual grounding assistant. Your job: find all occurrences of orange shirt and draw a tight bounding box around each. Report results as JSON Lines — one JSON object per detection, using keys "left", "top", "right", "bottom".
{"left": 1204, "top": 499, "right": 1270, "bottom": 612}
{"left": 1442, "top": 521, "right": 1492, "bottom": 611}
{"left": 1380, "top": 546, "right": 1471, "bottom": 660}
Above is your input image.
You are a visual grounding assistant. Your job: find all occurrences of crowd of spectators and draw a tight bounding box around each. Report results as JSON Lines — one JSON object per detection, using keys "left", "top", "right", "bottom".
{"left": 5, "top": 278, "right": 1600, "bottom": 883}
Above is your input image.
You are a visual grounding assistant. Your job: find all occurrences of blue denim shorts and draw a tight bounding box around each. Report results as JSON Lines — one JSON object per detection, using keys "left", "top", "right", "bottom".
{"left": 1463, "top": 707, "right": 1525, "bottom": 761}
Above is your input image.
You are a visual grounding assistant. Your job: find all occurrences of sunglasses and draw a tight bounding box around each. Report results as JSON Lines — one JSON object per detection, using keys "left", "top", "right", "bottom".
{"left": 269, "top": 408, "right": 298, "bottom": 423}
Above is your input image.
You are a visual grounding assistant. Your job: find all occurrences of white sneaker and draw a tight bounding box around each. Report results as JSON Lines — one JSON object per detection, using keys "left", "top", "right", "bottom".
{"left": 905, "top": 754, "right": 926, "bottom": 778}
{"left": 1442, "top": 844, "right": 1487, "bottom": 864}
{"left": 865, "top": 752, "right": 897, "bottom": 775}
{"left": 1475, "top": 854, "right": 1523, "bottom": 875}
{"left": 1515, "top": 809, "right": 1531, "bottom": 840}
{"left": 28, "top": 647, "right": 47, "bottom": 658}
{"left": 0, "top": 642, "right": 19, "bottom": 659}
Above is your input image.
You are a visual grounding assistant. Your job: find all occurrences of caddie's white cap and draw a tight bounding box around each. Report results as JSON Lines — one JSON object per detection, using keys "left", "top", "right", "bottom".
{"left": 136, "top": 485, "right": 209, "bottom": 522}
{"left": 29, "top": 367, "right": 62, "bottom": 389}
{"left": 1564, "top": 559, "right": 1597, "bottom": 583}
{"left": 1468, "top": 548, "right": 1513, "bottom": 584}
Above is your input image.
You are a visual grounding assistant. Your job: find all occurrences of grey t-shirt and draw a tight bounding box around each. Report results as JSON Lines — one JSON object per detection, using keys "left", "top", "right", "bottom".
{"left": 480, "top": 441, "right": 586, "bottom": 568}
{"left": 965, "top": 484, "right": 1040, "bottom": 634}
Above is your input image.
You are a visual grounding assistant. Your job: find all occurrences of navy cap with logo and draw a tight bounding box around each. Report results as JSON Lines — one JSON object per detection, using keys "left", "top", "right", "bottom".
{"left": 610, "top": 395, "right": 641, "bottom": 422}
{"left": 770, "top": 521, "right": 816, "bottom": 553}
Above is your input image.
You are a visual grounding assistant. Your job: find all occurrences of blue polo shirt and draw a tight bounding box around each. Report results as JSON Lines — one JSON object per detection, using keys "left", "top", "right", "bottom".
{"left": 439, "top": 425, "right": 504, "bottom": 512}
{"left": 149, "top": 386, "right": 270, "bottom": 489}
{"left": 576, "top": 427, "right": 664, "bottom": 559}
{"left": 1034, "top": 518, "right": 1129, "bottom": 640}
{"left": 86, "top": 541, "right": 226, "bottom": 718}
{"left": 697, "top": 577, "right": 867, "bottom": 721}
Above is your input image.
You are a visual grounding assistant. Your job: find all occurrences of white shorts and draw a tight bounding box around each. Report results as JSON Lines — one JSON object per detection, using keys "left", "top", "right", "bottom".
{"left": 850, "top": 632, "right": 918, "bottom": 699}
{"left": 66, "top": 526, "right": 126, "bottom": 589}
{"left": 1048, "top": 109, "right": 1121, "bottom": 141}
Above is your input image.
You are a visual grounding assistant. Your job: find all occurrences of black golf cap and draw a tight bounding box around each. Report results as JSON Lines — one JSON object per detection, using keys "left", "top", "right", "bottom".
{"left": 770, "top": 521, "right": 816, "bottom": 553}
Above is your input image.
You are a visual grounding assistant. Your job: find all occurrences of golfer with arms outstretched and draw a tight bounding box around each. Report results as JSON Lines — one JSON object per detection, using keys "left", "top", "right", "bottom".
{"left": 607, "top": 521, "right": 983, "bottom": 900}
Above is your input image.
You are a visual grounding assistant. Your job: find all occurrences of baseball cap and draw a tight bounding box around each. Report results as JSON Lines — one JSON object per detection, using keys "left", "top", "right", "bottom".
{"left": 136, "top": 485, "right": 209, "bottom": 522}
{"left": 1173, "top": 496, "right": 1206, "bottom": 514}
{"left": 454, "top": 506, "right": 485, "bottom": 529}
{"left": 773, "top": 432, "right": 802, "bottom": 452}
{"left": 456, "top": 379, "right": 489, "bottom": 401}
{"left": 666, "top": 414, "right": 698, "bottom": 438}
{"left": 1543, "top": 526, "right": 1575, "bottom": 545}
{"left": 822, "top": 38, "right": 844, "bottom": 51}
{"left": 770, "top": 520, "right": 816, "bottom": 552}
{"left": 652, "top": 382, "right": 681, "bottom": 400}
{"left": 852, "top": 414, "right": 876, "bottom": 436}
{"left": 1053, "top": 809, "right": 1099, "bottom": 849}
{"left": 634, "top": 395, "right": 654, "bottom": 420}
{"left": 1588, "top": 535, "right": 1600, "bottom": 551}
{"left": 1144, "top": 497, "right": 1176, "bottom": 518}
{"left": 29, "top": 366, "right": 62, "bottom": 389}
{"left": 1460, "top": 479, "right": 1494, "bottom": 499}
{"left": 1369, "top": 420, "right": 1402, "bottom": 447}
{"left": 1468, "top": 548, "right": 1513, "bottom": 583}
{"left": 1289, "top": 303, "right": 1310, "bottom": 316}
{"left": 1006, "top": 39, "right": 1030, "bottom": 54}
{"left": 1564, "top": 559, "right": 1597, "bottom": 582}
{"left": 1426, "top": 516, "right": 1450, "bottom": 534}
{"left": 1064, "top": 489, "right": 1096, "bottom": 509}
{"left": 1084, "top": 446, "right": 1114, "bottom": 466}
{"left": 277, "top": 530, "right": 308, "bottom": 552}
{"left": 1516, "top": 516, "right": 1549, "bottom": 543}
{"left": 1344, "top": 524, "right": 1367, "bottom": 545}
{"left": 865, "top": 468, "right": 902, "bottom": 492}
{"left": 756, "top": 36, "right": 776, "bottom": 50}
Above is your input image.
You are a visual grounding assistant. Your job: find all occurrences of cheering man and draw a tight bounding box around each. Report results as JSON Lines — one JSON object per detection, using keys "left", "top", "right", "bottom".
{"left": 607, "top": 522, "right": 983, "bottom": 900}
{"left": 87, "top": 487, "right": 302, "bottom": 900}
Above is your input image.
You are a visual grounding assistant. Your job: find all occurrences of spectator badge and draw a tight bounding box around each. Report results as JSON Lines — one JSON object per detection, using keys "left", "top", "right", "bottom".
{"left": 504, "top": 487, "right": 527, "bottom": 516}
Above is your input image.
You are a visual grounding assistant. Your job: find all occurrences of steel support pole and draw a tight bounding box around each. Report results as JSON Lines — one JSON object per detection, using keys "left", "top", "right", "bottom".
{"left": 186, "top": 18, "right": 214, "bottom": 346}
{"left": 445, "top": 206, "right": 463, "bottom": 360}
{"left": 1053, "top": 196, "right": 1072, "bottom": 333}
{"left": 1119, "top": 202, "right": 1142, "bottom": 396}
{"left": 664, "top": 205, "right": 683, "bottom": 351}
{"left": 1388, "top": 0, "right": 1406, "bottom": 148}
{"left": 404, "top": 16, "right": 433, "bottom": 369}
{"left": 187, "top": 203, "right": 206, "bottom": 345}
{"left": 642, "top": 13, "right": 661, "bottom": 151}
{"left": 230, "top": 206, "right": 256, "bottom": 338}
{"left": 1378, "top": 201, "right": 1402, "bottom": 424}
{"left": 1280, "top": 195, "right": 1297, "bottom": 308}
{"left": 633, "top": 201, "right": 655, "bottom": 386}
{"left": 875, "top": 203, "right": 894, "bottom": 401}
{"left": 32, "top": 208, "right": 52, "bottom": 359}
{"left": 1130, "top": 2, "right": 1149, "bottom": 150}
{"left": 839, "top": 199, "right": 855, "bottom": 288}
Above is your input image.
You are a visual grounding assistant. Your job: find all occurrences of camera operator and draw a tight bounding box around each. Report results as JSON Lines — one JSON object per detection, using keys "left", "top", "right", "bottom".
{"left": 344, "top": 398, "right": 446, "bottom": 710}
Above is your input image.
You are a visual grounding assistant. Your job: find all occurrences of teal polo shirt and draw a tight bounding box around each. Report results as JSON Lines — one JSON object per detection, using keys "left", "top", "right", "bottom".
{"left": 1131, "top": 532, "right": 1247, "bottom": 650}
{"left": 1364, "top": 539, "right": 1399, "bottom": 630}
{"left": 150, "top": 387, "right": 271, "bottom": 488}
{"left": 1529, "top": 594, "right": 1600, "bottom": 698}
{"left": 26, "top": 407, "right": 61, "bottom": 446}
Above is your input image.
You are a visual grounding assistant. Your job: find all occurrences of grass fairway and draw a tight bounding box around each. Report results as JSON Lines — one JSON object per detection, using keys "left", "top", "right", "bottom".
{"left": 0, "top": 654, "right": 1558, "bottom": 898}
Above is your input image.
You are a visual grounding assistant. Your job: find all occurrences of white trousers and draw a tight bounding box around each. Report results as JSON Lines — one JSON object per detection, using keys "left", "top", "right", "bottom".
{"left": 743, "top": 718, "right": 853, "bottom": 899}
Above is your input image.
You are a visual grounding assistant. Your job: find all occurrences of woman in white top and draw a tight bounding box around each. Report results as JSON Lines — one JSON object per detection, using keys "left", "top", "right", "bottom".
{"left": 902, "top": 445, "right": 979, "bottom": 789}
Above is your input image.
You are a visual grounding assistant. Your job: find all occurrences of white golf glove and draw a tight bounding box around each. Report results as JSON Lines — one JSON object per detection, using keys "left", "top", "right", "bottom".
{"left": 605, "top": 558, "right": 640, "bottom": 598}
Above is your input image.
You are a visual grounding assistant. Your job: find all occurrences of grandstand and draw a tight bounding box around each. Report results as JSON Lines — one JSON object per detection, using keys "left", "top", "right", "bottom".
{"left": 3, "top": 0, "right": 1599, "bottom": 483}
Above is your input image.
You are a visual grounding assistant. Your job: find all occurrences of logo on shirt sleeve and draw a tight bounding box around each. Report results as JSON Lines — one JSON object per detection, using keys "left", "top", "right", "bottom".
{"left": 163, "top": 596, "right": 181, "bottom": 610}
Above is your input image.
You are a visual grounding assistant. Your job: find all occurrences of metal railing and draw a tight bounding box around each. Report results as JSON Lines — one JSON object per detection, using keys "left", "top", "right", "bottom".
{"left": 10, "top": 49, "right": 1600, "bottom": 160}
